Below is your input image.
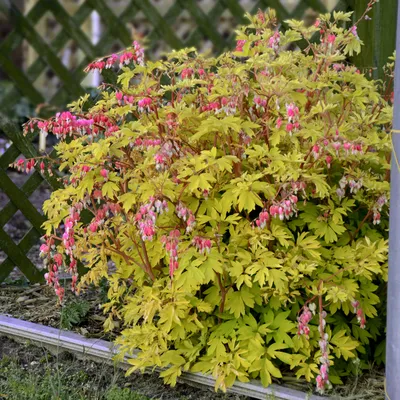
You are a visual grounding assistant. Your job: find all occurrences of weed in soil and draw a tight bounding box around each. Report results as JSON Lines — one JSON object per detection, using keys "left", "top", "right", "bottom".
{"left": 60, "top": 299, "right": 91, "bottom": 330}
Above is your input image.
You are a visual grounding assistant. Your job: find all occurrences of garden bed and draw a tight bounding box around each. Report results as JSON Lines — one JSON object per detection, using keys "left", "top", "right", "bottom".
{"left": 0, "top": 283, "right": 106, "bottom": 335}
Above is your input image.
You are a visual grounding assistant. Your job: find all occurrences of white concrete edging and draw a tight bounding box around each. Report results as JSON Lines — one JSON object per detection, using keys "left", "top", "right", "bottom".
{"left": 0, "top": 315, "right": 326, "bottom": 400}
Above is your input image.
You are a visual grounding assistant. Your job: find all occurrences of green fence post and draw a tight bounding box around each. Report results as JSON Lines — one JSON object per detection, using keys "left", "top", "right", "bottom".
{"left": 352, "top": 0, "right": 397, "bottom": 80}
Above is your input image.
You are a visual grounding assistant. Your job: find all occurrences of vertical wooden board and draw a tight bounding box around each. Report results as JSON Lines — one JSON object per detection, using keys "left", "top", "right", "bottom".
{"left": 352, "top": 0, "right": 397, "bottom": 80}
{"left": 374, "top": 0, "right": 397, "bottom": 80}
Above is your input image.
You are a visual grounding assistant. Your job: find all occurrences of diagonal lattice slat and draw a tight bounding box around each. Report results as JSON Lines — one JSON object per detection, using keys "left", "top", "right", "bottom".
{"left": 0, "top": 0, "right": 395, "bottom": 284}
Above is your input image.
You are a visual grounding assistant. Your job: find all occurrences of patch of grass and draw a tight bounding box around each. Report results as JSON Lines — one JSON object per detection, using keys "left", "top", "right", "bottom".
{"left": 105, "top": 387, "right": 149, "bottom": 400}
{"left": 0, "top": 338, "right": 248, "bottom": 400}
{"left": 0, "top": 350, "right": 150, "bottom": 400}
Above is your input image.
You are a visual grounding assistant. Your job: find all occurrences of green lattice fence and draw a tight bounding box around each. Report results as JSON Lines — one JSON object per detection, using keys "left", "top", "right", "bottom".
{"left": 0, "top": 114, "right": 62, "bottom": 282}
{"left": 0, "top": 0, "right": 397, "bottom": 283}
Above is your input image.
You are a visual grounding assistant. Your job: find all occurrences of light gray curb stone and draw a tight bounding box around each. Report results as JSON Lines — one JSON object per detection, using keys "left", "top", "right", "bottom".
{"left": 0, "top": 315, "right": 327, "bottom": 400}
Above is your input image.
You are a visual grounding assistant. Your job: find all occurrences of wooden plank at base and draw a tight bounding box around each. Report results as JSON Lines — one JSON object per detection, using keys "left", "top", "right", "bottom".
{"left": 0, "top": 315, "right": 327, "bottom": 400}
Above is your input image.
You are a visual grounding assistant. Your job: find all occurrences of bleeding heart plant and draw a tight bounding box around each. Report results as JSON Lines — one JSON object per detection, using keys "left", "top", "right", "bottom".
{"left": 16, "top": 6, "right": 392, "bottom": 395}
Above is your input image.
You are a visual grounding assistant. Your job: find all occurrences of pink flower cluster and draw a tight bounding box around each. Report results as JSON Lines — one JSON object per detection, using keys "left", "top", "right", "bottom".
{"left": 119, "top": 51, "right": 135, "bottom": 67}
{"left": 285, "top": 103, "right": 300, "bottom": 134}
{"left": 138, "top": 97, "right": 152, "bottom": 113}
{"left": 81, "top": 165, "right": 91, "bottom": 174}
{"left": 12, "top": 158, "right": 36, "bottom": 173}
{"left": 62, "top": 207, "right": 80, "bottom": 257}
{"left": 106, "top": 125, "right": 119, "bottom": 137}
{"left": 154, "top": 198, "right": 169, "bottom": 214}
{"left": 254, "top": 96, "right": 267, "bottom": 109}
{"left": 161, "top": 230, "right": 180, "bottom": 277}
{"left": 40, "top": 206, "right": 82, "bottom": 301}
{"left": 166, "top": 113, "right": 178, "bottom": 130}
{"left": 372, "top": 194, "right": 387, "bottom": 225}
{"left": 116, "top": 92, "right": 134, "bottom": 105}
{"left": 239, "top": 130, "right": 251, "bottom": 147}
{"left": 105, "top": 53, "right": 119, "bottom": 68}
{"left": 88, "top": 203, "right": 121, "bottom": 233}
{"left": 310, "top": 135, "right": 364, "bottom": 169}
{"left": 255, "top": 210, "right": 270, "bottom": 229}
{"left": 337, "top": 176, "right": 363, "bottom": 199}
{"left": 268, "top": 31, "right": 280, "bottom": 51}
{"left": 349, "top": 25, "right": 358, "bottom": 38}
{"left": 373, "top": 211, "right": 381, "bottom": 225}
{"left": 192, "top": 236, "right": 212, "bottom": 254}
{"left": 154, "top": 142, "right": 176, "bottom": 171}
{"left": 201, "top": 97, "right": 238, "bottom": 115}
{"left": 135, "top": 198, "right": 168, "bottom": 241}
{"left": 154, "top": 153, "right": 167, "bottom": 170}
{"left": 130, "top": 40, "right": 145, "bottom": 63}
{"left": 327, "top": 34, "right": 336, "bottom": 45}
{"left": 333, "top": 63, "right": 345, "bottom": 72}
{"left": 312, "top": 144, "right": 320, "bottom": 159}
{"left": 57, "top": 112, "right": 93, "bottom": 137}
{"left": 220, "top": 96, "right": 238, "bottom": 115}
{"left": 344, "top": 141, "right": 363, "bottom": 155}
{"left": 269, "top": 195, "right": 298, "bottom": 221}
{"left": 235, "top": 40, "right": 246, "bottom": 52}
{"left": 28, "top": 112, "right": 94, "bottom": 139}
{"left": 9, "top": 158, "right": 53, "bottom": 176}
{"left": 40, "top": 237, "right": 65, "bottom": 301}
{"left": 323, "top": 131, "right": 363, "bottom": 156}
{"left": 291, "top": 181, "right": 307, "bottom": 195}
{"left": 100, "top": 168, "right": 108, "bottom": 179}
{"left": 24, "top": 120, "right": 36, "bottom": 134}
{"left": 90, "top": 113, "right": 117, "bottom": 137}
{"left": 316, "top": 311, "right": 331, "bottom": 394}
{"left": 297, "top": 304, "right": 314, "bottom": 337}
{"left": 351, "top": 299, "right": 366, "bottom": 329}
{"left": 201, "top": 102, "right": 220, "bottom": 113}
{"left": 176, "top": 202, "right": 196, "bottom": 233}
{"left": 62, "top": 208, "right": 80, "bottom": 292}
{"left": 85, "top": 41, "right": 145, "bottom": 73}
{"left": 93, "top": 189, "right": 103, "bottom": 203}
{"left": 257, "top": 9, "right": 265, "bottom": 23}
{"left": 135, "top": 205, "right": 156, "bottom": 241}
{"left": 133, "top": 137, "right": 162, "bottom": 149}
{"left": 181, "top": 68, "right": 194, "bottom": 79}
